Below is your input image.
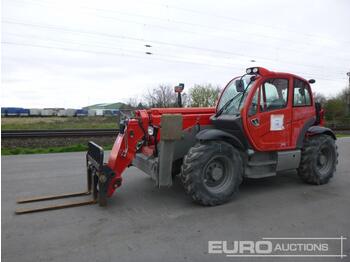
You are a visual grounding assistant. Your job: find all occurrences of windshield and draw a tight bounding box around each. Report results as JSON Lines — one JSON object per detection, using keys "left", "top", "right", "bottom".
{"left": 217, "top": 75, "right": 256, "bottom": 115}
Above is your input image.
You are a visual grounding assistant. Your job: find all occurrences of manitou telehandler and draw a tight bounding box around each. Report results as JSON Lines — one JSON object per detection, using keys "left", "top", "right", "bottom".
{"left": 16, "top": 67, "right": 338, "bottom": 214}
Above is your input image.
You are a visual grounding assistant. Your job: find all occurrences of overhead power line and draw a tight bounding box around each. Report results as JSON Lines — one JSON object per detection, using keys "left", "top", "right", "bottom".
{"left": 4, "top": 32, "right": 346, "bottom": 78}
{"left": 9, "top": 0, "right": 350, "bottom": 58}
{"left": 2, "top": 41, "right": 347, "bottom": 82}
{"left": 13, "top": 0, "right": 350, "bottom": 45}
{"left": 3, "top": 19, "right": 347, "bottom": 72}
{"left": 1, "top": 41, "right": 246, "bottom": 71}
{"left": 160, "top": 3, "right": 350, "bottom": 45}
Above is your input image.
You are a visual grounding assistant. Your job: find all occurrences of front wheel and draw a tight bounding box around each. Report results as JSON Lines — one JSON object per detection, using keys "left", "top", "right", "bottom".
{"left": 181, "top": 141, "right": 243, "bottom": 206}
{"left": 298, "top": 134, "right": 338, "bottom": 185}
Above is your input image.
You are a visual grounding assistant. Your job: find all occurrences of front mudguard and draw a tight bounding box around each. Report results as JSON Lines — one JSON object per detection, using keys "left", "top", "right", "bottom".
{"left": 196, "top": 129, "right": 245, "bottom": 150}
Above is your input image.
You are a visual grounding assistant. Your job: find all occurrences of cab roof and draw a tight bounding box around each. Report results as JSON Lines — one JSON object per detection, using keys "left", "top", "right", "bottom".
{"left": 246, "top": 67, "right": 311, "bottom": 83}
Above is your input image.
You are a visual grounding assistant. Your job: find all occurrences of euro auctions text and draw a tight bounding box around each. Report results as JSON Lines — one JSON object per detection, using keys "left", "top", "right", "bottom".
{"left": 208, "top": 237, "right": 347, "bottom": 258}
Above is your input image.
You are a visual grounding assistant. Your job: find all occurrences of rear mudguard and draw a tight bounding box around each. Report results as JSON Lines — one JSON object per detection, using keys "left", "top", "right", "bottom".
{"left": 307, "top": 126, "right": 336, "bottom": 140}
{"left": 196, "top": 129, "right": 245, "bottom": 150}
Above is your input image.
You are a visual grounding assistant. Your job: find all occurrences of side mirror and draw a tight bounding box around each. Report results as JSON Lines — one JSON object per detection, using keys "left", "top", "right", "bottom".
{"left": 308, "top": 79, "right": 316, "bottom": 84}
{"left": 174, "top": 83, "right": 184, "bottom": 93}
{"left": 235, "top": 79, "right": 244, "bottom": 92}
{"left": 174, "top": 83, "right": 185, "bottom": 107}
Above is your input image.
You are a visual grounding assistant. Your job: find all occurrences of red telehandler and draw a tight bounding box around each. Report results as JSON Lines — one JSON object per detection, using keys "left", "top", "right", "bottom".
{"left": 16, "top": 67, "right": 338, "bottom": 214}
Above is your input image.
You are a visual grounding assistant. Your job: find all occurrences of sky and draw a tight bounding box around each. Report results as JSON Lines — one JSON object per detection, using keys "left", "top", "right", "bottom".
{"left": 1, "top": 0, "right": 350, "bottom": 108}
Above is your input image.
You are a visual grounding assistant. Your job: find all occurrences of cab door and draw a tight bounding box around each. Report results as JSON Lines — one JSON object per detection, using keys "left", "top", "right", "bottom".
{"left": 290, "top": 78, "right": 316, "bottom": 148}
{"left": 246, "top": 77, "right": 293, "bottom": 151}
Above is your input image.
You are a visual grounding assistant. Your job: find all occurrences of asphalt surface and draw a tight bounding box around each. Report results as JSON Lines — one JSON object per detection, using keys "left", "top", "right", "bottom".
{"left": 2, "top": 138, "right": 350, "bottom": 262}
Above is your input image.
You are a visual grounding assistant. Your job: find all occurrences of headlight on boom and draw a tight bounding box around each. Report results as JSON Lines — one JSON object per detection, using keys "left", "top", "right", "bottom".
{"left": 147, "top": 126, "right": 154, "bottom": 136}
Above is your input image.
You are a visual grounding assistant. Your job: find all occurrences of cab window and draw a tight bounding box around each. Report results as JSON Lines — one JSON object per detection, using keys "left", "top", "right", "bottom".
{"left": 293, "top": 79, "right": 312, "bottom": 106}
{"left": 248, "top": 87, "right": 259, "bottom": 116}
{"left": 259, "top": 78, "right": 289, "bottom": 112}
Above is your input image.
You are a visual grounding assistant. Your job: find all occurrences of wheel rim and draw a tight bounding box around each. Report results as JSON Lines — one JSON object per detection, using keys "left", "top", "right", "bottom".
{"left": 316, "top": 144, "right": 334, "bottom": 177}
{"left": 203, "top": 156, "right": 234, "bottom": 193}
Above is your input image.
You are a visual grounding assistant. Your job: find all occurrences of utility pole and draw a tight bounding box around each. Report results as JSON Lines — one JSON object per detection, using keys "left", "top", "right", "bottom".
{"left": 347, "top": 72, "right": 350, "bottom": 115}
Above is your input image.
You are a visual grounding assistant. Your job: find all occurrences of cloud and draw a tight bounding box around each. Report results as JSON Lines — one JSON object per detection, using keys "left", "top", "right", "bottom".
{"left": 1, "top": 0, "right": 349, "bottom": 108}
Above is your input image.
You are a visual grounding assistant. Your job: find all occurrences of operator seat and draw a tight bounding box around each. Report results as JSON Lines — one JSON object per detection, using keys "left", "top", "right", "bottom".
{"left": 266, "top": 98, "right": 286, "bottom": 111}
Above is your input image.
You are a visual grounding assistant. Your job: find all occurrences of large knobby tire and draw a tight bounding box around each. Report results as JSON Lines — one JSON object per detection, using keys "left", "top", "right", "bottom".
{"left": 181, "top": 141, "right": 243, "bottom": 206}
{"left": 298, "top": 134, "right": 338, "bottom": 185}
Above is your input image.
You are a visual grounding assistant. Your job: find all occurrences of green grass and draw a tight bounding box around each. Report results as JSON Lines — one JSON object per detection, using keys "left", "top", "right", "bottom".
{"left": 336, "top": 133, "right": 350, "bottom": 138}
{"left": 1, "top": 144, "right": 113, "bottom": 155}
{"left": 2, "top": 134, "right": 348, "bottom": 156}
{"left": 1, "top": 116, "right": 119, "bottom": 130}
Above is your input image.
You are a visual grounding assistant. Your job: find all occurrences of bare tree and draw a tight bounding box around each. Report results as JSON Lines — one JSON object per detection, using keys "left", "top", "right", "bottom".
{"left": 144, "top": 84, "right": 177, "bottom": 108}
{"left": 313, "top": 92, "right": 327, "bottom": 106}
{"left": 126, "top": 97, "right": 139, "bottom": 108}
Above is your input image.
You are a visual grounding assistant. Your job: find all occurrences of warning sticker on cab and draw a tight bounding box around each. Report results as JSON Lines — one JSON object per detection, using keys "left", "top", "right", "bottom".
{"left": 270, "top": 114, "right": 284, "bottom": 131}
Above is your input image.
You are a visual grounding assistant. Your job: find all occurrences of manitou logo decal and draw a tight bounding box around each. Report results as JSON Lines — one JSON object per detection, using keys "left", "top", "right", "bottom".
{"left": 208, "top": 237, "right": 347, "bottom": 258}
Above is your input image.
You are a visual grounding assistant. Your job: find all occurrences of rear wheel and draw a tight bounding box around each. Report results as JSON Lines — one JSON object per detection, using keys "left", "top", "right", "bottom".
{"left": 181, "top": 141, "right": 243, "bottom": 206}
{"left": 298, "top": 134, "right": 338, "bottom": 185}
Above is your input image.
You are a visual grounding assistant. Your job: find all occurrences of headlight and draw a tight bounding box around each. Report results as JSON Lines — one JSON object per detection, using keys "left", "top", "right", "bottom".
{"left": 246, "top": 67, "right": 259, "bottom": 74}
{"left": 148, "top": 126, "right": 154, "bottom": 136}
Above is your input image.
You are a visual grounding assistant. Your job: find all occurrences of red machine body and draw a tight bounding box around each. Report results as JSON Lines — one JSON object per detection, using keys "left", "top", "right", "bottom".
{"left": 241, "top": 69, "right": 316, "bottom": 151}
{"left": 105, "top": 67, "right": 328, "bottom": 198}
{"left": 106, "top": 107, "right": 215, "bottom": 197}
{"left": 15, "top": 67, "right": 337, "bottom": 214}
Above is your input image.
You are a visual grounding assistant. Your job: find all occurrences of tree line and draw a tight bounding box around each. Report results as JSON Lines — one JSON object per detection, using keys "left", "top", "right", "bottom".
{"left": 125, "top": 84, "right": 221, "bottom": 109}
{"left": 314, "top": 87, "right": 350, "bottom": 129}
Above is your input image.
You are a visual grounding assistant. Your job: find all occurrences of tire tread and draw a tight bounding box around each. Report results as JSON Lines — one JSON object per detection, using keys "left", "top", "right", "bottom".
{"left": 181, "top": 141, "right": 243, "bottom": 206}
{"left": 298, "top": 134, "right": 338, "bottom": 185}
